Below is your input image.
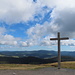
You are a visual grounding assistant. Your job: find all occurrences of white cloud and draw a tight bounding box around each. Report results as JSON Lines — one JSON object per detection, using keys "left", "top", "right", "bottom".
{"left": 40, "top": 37, "right": 75, "bottom": 46}
{"left": 26, "top": 21, "right": 75, "bottom": 46}
{"left": 0, "top": 27, "right": 20, "bottom": 46}
{"left": 0, "top": 27, "right": 6, "bottom": 35}
{"left": 26, "top": 22, "right": 58, "bottom": 46}
{"left": 1, "top": 0, "right": 75, "bottom": 48}
{"left": 31, "top": 0, "right": 75, "bottom": 38}
{"left": 61, "top": 40, "right": 75, "bottom": 46}
{"left": 27, "top": 22, "right": 60, "bottom": 39}
{"left": 0, "top": 0, "right": 44, "bottom": 24}
{"left": 41, "top": 0, "right": 75, "bottom": 9}
{"left": 40, "top": 36, "right": 57, "bottom": 46}
{"left": 0, "top": 34, "right": 19, "bottom": 46}
{"left": 26, "top": 21, "right": 60, "bottom": 46}
{"left": 25, "top": 0, "right": 75, "bottom": 47}
{"left": 21, "top": 41, "right": 34, "bottom": 47}
{"left": 45, "top": 0, "right": 75, "bottom": 38}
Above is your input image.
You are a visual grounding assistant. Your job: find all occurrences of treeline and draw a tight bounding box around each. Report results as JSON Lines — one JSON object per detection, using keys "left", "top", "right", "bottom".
{"left": 0, "top": 56, "right": 75, "bottom": 64}
{"left": 0, "top": 56, "right": 57, "bottom": 64}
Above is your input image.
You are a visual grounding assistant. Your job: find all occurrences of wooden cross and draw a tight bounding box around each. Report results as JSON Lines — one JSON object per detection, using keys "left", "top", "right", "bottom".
{"left": 50, "top": 32, "right": 69, "bottom": 69}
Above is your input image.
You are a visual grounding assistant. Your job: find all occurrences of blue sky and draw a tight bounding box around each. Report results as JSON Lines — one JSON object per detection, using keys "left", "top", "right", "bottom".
{"left": 0, "top": 0, "right": 75, "bottom": 51}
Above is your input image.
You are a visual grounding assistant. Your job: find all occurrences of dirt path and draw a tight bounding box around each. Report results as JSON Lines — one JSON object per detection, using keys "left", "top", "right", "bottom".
{"left": 0, "top": 67, "right": 75, "bottom": 75}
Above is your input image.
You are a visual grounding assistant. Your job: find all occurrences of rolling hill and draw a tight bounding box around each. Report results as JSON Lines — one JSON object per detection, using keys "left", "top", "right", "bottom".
{"left": 0, "top": 50, "right": 75, "bottom": 64}
{"left": 0, "top": 50, "right": 75, "bottom": 58}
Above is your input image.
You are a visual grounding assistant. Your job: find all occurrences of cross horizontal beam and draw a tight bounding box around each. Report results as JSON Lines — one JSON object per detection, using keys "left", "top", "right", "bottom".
{"left": 50, "top": 37, "right": 69, "bottom": 40}
{"left": 50, "top": 32, "right": 69, "bottom": 69}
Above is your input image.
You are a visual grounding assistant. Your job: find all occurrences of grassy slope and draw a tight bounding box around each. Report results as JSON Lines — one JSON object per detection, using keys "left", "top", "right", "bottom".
{"left": 0, "top": 64, "right": 48, "bottom": 70}
{"left": 50, "top": 61, "right": 75, "bottom": 69}
{"left": 0, "top": 61, "right": 75, "bottom": 70}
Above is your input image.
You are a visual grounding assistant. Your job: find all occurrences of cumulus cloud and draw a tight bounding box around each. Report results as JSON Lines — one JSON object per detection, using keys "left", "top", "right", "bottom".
{"left": 0, "top": 27, "right": 20, "bottom": 46}
{"left": 35, "top": 0, "right": 75, "bottom": 38}
{"left": 26, "top": 22, "right": 60, "bottom": 46}
{"left": 40, "top": 36, "right": 57, "bottom": 46}
{"left": 27, "top": 22, "right": 59, "bottom": 39}
{"left": 0, "top": 0, "right": 44, "bottom": 24}
{"left": 21, "top": 41, "right": 34, "bottom": 47}
{"left": 0, "top": 0, "right": 75, "bottom": 47}
{"left": 25, "top": 0, "right": 75, "bottom": 47}
{"left": 61, "top": 40, "right": 75, "bottom": 46}
{"left": 40, "top": 36, "right": 75, "bottom": 46}
{"left": 0, "top": 34, "right": 19, "bottom": 46}
{"left": 45, "top": 0, "right": 75, "bottom": 38}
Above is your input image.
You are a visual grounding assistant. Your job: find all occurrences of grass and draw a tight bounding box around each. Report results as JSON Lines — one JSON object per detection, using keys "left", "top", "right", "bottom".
{"left": 0, "top": 55, "right": 5, "bottom": 57}
{"left": 49, "top": 61, "right": 75, "bottom": 69}
{"left": 0, "top": 64, "right": 48, "bottom": 70}
{"left": 0, "top": 61, "right": 75, "bottom": 70}
{"left": 12, "top": 56, "right": 19, "bottom": 58}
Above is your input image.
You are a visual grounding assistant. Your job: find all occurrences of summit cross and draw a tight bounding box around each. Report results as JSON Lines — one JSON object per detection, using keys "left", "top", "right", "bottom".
{"left": 50, "top": 32, "right": 69, "bottom": 69}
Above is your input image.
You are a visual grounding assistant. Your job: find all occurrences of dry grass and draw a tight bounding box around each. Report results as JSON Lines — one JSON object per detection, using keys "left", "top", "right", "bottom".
{"left": 49, "top": 61, "right": 75, "bottom": 69}
{"left": 0, "top": 61, "right": 75, "bottom": 70}
{"left": 0, "top": 64, "right": 49, "bottom": 70}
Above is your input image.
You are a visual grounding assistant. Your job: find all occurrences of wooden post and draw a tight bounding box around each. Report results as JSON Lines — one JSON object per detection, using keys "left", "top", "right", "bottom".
{"left": 58, "top": 32, "right": 61, "bottom": 69}
{"left": 50, "top": 32, "right": 69, "bottom": 69}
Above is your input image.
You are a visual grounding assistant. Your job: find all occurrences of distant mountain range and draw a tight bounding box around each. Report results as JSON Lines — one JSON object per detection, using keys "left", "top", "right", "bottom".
{"left": 0, "top": 50, "right": 75, "bottom": 64}
{"left": 0, "top": 50, "right": 75, "bottom": 58}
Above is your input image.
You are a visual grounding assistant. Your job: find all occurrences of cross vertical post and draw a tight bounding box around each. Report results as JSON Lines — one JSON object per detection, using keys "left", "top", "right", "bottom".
{"left": 58, "top": 32, "right": 61, "bottom": 69}
{"left": 50, "top": 32, "right": 69, "bottom": 69}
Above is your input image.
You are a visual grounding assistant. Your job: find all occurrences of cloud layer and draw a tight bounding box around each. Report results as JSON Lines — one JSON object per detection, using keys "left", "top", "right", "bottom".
{"left": 0, "top": 27, "right": 20, "bottom": 46}
{"left": 0, "top": 0, "right": 43, "bottom": 24}
{"left": 0, "top": 0, "right": 75, "bottom": 48}
{"left": 25, "top": 0, "right": 75, "bottom": 46}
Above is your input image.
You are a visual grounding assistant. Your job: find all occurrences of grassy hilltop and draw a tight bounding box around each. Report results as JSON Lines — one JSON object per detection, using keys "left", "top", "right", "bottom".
{"left": 0, "top": 61, "right": 75, "bottom": 70}
{"left": 0, "top": 50, "right": 75, "bottom": 70}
